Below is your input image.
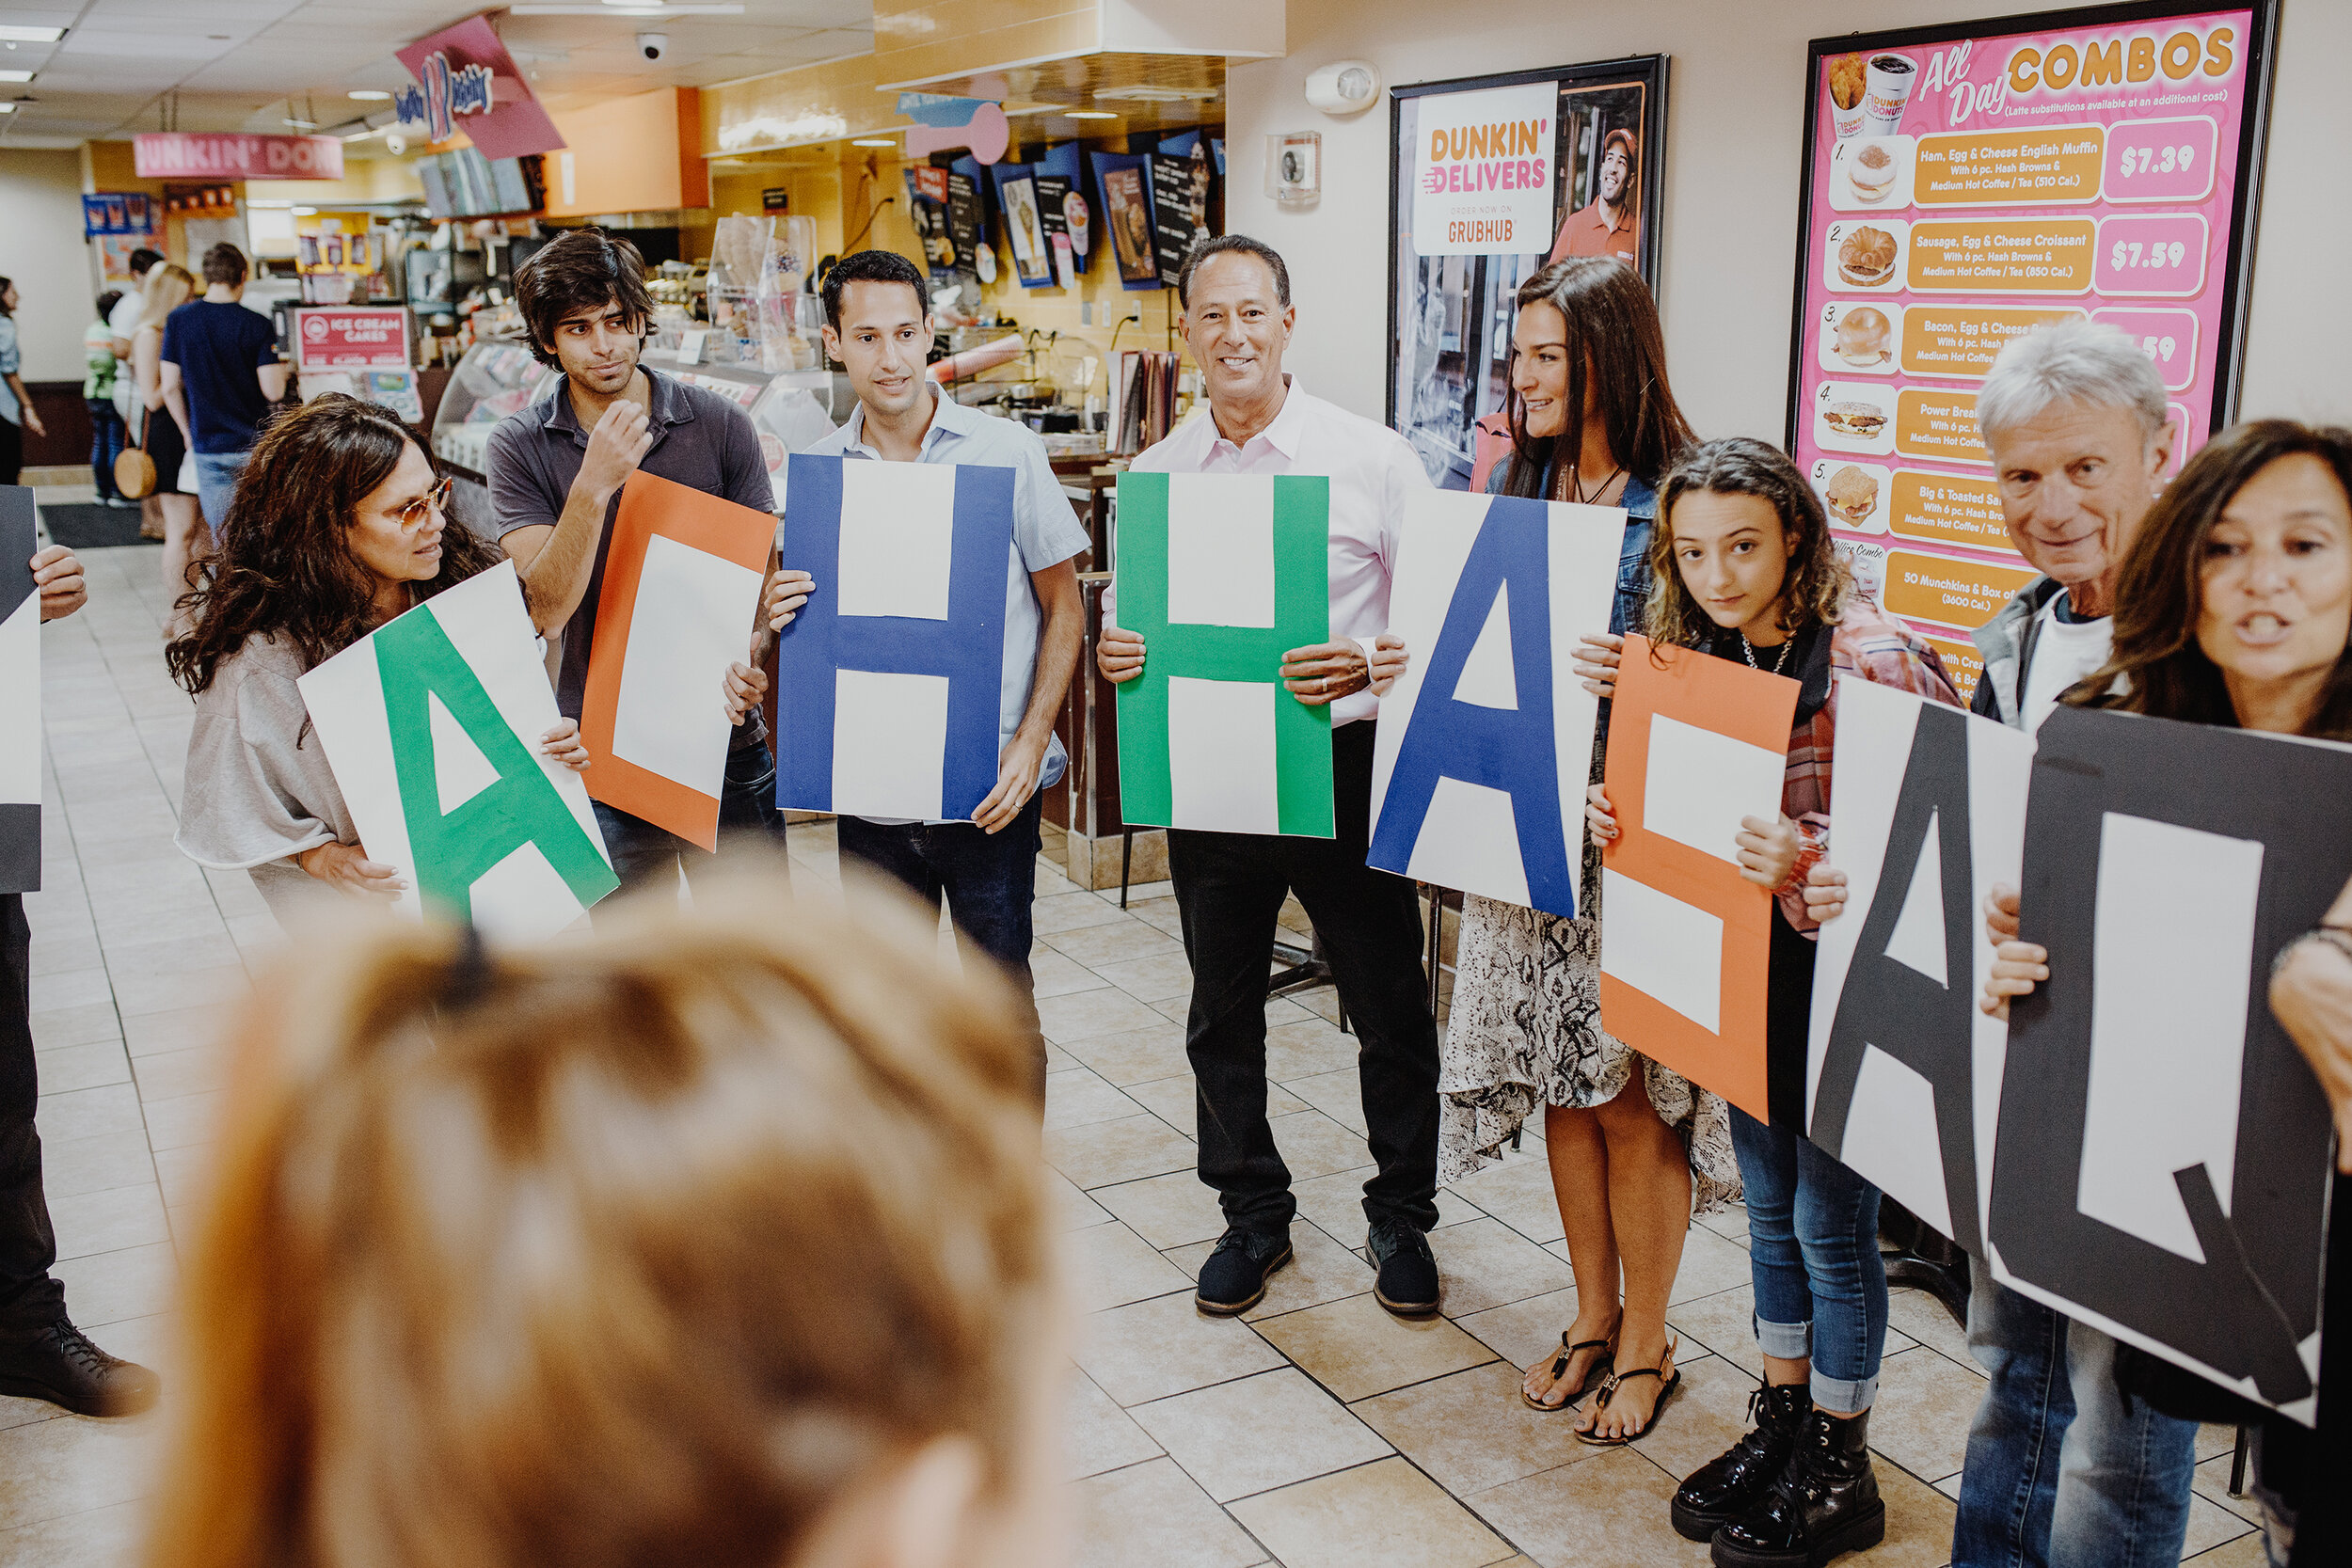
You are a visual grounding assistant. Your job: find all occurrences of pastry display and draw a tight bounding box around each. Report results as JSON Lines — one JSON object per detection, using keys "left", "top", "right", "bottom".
{"left": 1849, "top": 140, "right": 1899, "bottom": 203}
{"left": 1823, "top": 400, "right": 1887, "bottom": 439}
{"left": 1834, "top": 306, "right": 1892, "bottom": 365}
{"left": 1838, "top": 224, "right": 1898, "bottom": 287}
{"left": 1824, "top": 464, "right": 1880, "bottom": 525}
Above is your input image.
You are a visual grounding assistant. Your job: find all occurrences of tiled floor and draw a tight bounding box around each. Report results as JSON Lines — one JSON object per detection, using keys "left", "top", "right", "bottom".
{"left": 4, "top": 536, "right": 2272, "bottom": 1567}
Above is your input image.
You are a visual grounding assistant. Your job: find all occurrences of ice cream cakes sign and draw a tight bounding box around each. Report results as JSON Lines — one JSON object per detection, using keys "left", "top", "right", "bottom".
{"left": 1410, "top": 81, "right": 1557, "bottom": 255}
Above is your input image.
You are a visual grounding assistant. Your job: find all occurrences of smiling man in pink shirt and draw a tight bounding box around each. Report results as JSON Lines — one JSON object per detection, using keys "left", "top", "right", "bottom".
{"left": 1098, "top": 235, "right": 1444, "bottom": 1320}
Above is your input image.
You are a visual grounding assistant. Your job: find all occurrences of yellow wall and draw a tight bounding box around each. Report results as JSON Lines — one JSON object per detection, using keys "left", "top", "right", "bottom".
{"left": 544, "top": 87, "right": 707, "bottom": 219}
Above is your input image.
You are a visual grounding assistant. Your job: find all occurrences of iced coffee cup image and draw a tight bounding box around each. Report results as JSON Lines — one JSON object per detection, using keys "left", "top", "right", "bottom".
{"left": 1863, "top": 52, "right": 1917, "bottom": 135}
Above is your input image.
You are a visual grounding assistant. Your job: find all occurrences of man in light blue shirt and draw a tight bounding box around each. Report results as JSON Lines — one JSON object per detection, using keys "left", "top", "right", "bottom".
{"left": 775, "top": 250, "right": 1088, "bottom": 1095}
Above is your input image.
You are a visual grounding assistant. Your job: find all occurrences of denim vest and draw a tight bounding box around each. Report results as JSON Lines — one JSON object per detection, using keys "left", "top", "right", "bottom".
{"left": 1482, "top": 461, "right": 1659, "bottom": 637}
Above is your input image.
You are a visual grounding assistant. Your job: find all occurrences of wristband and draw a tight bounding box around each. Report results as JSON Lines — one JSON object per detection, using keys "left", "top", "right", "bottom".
{"left": 2273, "top": 926, "right": 2352, "bottom": 977}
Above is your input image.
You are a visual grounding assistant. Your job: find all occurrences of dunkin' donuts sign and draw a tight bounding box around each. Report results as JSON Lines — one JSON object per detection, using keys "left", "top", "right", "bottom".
{"left": 1410, "top": 81, "right": 1556, "bottom": 255}
{"left": 134, "top": 134, "right": 344, "bottom": 181}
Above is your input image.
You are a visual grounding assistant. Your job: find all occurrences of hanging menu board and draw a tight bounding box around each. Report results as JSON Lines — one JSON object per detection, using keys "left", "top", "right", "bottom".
{"left": 1788, "top": 2, "right": 2277, "bottom": 691}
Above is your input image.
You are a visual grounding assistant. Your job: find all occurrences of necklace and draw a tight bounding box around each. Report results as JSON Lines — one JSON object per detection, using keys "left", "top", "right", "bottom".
{"left": 1740, "top": 629, "right": 1795, "bottom": 674}
{"left": 1566, "top": 464, "right": 1626, "bottom": 505}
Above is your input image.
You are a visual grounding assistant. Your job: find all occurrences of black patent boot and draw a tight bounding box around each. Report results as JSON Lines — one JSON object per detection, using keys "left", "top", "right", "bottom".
{"left": 1710, "top": 1406, "right": 1884, "bottom": 1568}
{"left": 1671, "top": 1381, "right": 1812, "bottom": 1542}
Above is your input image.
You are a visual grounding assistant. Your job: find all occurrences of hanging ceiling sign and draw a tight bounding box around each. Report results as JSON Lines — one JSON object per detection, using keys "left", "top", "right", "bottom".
{"left": 134, "top": 134, "right": 344, "bottom": 181}
{"left": 394, "top": 14, "right": 564, "bottom": 160}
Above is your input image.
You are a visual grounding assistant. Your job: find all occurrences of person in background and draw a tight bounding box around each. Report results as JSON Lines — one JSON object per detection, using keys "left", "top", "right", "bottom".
{"left": 83, "top": 290, "right": 133, "bottom": 509}
{"left": 758, "top": 248, "right": 1086, "bottom": 1101}
{"left": 490, "top": 227, "right": 789, "bottom": 909}
{"left": 1979, "top": 420, "right": 2352, "bottom": 1568}
{"left": 168, "top": 396, "right": 591, "bottom": 922}
{"left": 1097, "top": 235, "right": 1448, "bottom": 1321}
{"left": 1437, "top": 256, "right": 1734, "bottom": 1445}
{"left": 160, "top": 243, "right": 289, "bottom": 539}
{"left": 1950, "top": 319, "right": 2195, "bottom": 1568}
{"left": 1549, "top": 128, "right": 1641, "bottom": 265}
{"left": 132, "top": 263, "right": 203, "bottom": 610}
{"left": 0, "top": 278, "right": 46, "bottom": 487}
{"left": 138, "top": 871, "right": 1067, "bottom": 1568}
{"left": 1583, "top": 437, "right": 1958, "bottom": 1566}
{"left": 0, "top": 542, "right": 161, "bottom": 1418}
{"left": 110, "top": 248, "right": 167, "bottom": 538}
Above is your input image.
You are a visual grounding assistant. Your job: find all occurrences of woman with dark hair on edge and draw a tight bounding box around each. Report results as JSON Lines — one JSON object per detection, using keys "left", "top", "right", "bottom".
{"left": 1427, "top": 256, "right": 1739, "bottom": 1445}
{"left": 169, "top": 395, "right": 592, "bottom": 923}
{"left": 1581, "top": 436, "right": 1960, "bottom": 1566}
{"left": 1981, "top": 420, "right": 2352, "bottom": 1567}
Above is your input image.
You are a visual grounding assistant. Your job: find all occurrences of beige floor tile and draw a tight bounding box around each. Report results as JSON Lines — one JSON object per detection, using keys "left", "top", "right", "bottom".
{"left": 126, "top": 1044, "right": 223, "bottom": 1104}
{"left": 48, "top": 1182, "right": 169, "bottom": 1261}
{"left": 1124, "top": 1074, "right": 1306, "bottom": 1132}
{"left": 91, "top": 932, "right": 243, "bottom": 980}
{"left": 37, "top": 1132, "right": 153, "bottom": 1202}
{"left": 1046, "top": 1165, "right": 1113, "bottom": 1231}
{"left": 1045, "top": 1068, "right": 1148, "bottom": 1132}
{"left": 1696, "top": 1202, "right": 1748, "bottom": 1243}
{"left": 1467, "top": 1445, "right": 1711, "bottom": 1567}
{"left": 1605, "top": 1352, "right": 1760, "bottom": 1488}
{"left": 1156, "top": 995, "right": 1317, "bottom": 1031}
{"left": 1127, "top": 895, "right": 1185, "bottom": 936}
{"left": 1094, "top": 950, "right": 1197, "bottom": 1003}
{"left": 1040, "top": 988, "right": 1172, "bottom": 1046}
{"left": 1060, "top": 1022, "right": 1193, "bottom": 1085}
{"left": 1046, "top": 1113, "right": 1196, "bottom": 1191}
{"left": 1132, "top": 1368, "right": 1392, "bottom": 1502}
{"left": 31, "top": 1042, "right": 130, "bottom": 1097}
{"left": 2191, "top": 1451, "right": 2261, "bottom": 1525}
{"left": 1264, "top": 1019, "right": 1359, "bottom": 1082}
{"left": 1092, "top": 1169, "right": 1228, "bottom": 1251}
{"left": 0, "top": 1496, "right": 151, "bottom": 1567}
{"left": 1066, "top": 1221, "right": 1196, "bottom": 1313}
{"left": 119, "top": 1006, "right": 229, "bottom": 1060}
{"left": 1886, "top": 1287, "right": 1978, "bottom": 1373}
{"left": 1267, "top": 1111, "right": 1373, "bottom": 1183}
{"left": 1668, "top": 1228, "right": 1756, "bottom": 1306}
{"left": 1867, "top": 1454, "right": 1964, "bottom": 1567}
{"left": 1280, "top": 1068, "right": 1370, "bottom": 1135}
{"left": 26, "top": 1006, "right": 121, "bottom": 1053}
{"left": 51, "top": 1243, "right": 177, "bottom": 1329}
{"left": 1289, "top": 1167, "right": 1383, "bottom": 1247}
{"left": 1455, "top": 1287, "right": 1584, "bottom": 1372}
{"left": 108, "top": 963, "right": 248, "bottom": 1021}
{"left": 2195, "top": 1421, "right": 2242, "bottom": 1463}
{"left": 1666, "top": 1285, "right": 1764, "bottom": 1377}
{"left": 1076, "top": 1291, "right": 1287, "bottom": 1407}
{"left": 1353, "top": 1360, "right": 1615, "bottom": 1495}
{"left": 2182, "top": 1532, "right": 2273, "bottom": 1565}
{"left": 1449, "top": 1154, "right": 1565, "bottom": 1246}
{"left": 2180, "top": 1491, "right": 2258, "bottom": 1557}
{"left": 34, "top": 1085, "right": 144, "bottom": 1146}
{"left": 1045, "top": 920, "right": 1184, "bottom": 968}
{"left": 139, "top": 1088, "right": 226, "bottom": 1153}
{"left": 1034, "top": 889, "right": 1138, "bottom": 936}
{"left": 1230, "top": 1455, "right": 1515, "bottom": 1568}
{"left": 149, "top": 1144, "right": 213, "bottom": 1212}
{"left": 1065, "top": 1370, "right": 1165, "bottom": 1481}
{"left": 1162, "top": 1224, "right": 1376, "bottom": 1323}
{"left": 0, "top": 1406, "right": 164, "bottom": 1530}
{"left": 25, "top": 970, "right": 112, "bottom": 1015}
{"left": 1031, "top": 947, "right": 1113, "bottom": 1000}
{"left": 1069, "top": 1457, "right": 1266, "bottom": 1568}
{"left": 1255, "top": 1292, "right": 1493, "bottom": 1402}
{"left": 1432, "top": 1219, "right": 1578, "bottom": 1316}
{"left": 1867, "top": 1346, "right": 1982, "bottom": 1485}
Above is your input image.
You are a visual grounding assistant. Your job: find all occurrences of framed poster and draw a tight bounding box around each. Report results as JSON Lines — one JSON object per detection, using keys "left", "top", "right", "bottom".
{"left": 1388, "top": 55, "right": 1669, "bottom": 491}
{"left": 1787, "top": 1, "right": 2279, "bottom": 675}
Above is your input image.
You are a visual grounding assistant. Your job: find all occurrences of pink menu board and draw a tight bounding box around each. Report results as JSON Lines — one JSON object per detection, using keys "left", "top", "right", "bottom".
{"left": 1788, "top": 1, "right": 2277, "bottom": 696}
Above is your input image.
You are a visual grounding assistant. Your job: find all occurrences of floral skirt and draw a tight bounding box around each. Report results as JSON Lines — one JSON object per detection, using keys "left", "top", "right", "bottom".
{"left": 1438, "top": 840, "right": 1740, "bottom": 1210}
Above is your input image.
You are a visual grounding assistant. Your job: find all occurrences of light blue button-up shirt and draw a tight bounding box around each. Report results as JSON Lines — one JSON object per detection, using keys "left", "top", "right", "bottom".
{"left": 803, "top": 387, "right": 1091, "bottom": 820}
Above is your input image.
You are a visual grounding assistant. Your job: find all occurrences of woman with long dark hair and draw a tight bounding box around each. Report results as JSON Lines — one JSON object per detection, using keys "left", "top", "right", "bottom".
{"left": 1982, "top": 420, "right": 2352, "bottom": 1567}
{"left": 170, "top": 395, "right": 590, "bottom": 920}
{"left": 1433, "top": 256, "right": 1737, "bottom": 1445}
{"left": 1581, "top": 437, "right": 1959, "bottom": 1567}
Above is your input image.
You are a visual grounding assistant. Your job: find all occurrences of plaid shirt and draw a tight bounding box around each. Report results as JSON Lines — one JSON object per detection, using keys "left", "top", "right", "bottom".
{"left": 1777, "top": 597, "right": 1963, "bottom": 932}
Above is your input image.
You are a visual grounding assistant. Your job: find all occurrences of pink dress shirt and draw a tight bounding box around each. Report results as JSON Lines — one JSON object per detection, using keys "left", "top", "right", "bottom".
{"left": 1118, "top": 377, "right": 1432, "bottom": 727}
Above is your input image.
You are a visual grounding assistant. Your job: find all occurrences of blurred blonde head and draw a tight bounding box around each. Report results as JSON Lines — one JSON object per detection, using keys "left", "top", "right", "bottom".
{"left": 146, "top": 869, "right": 1066, "bottom": 1568}
{"left": 137, "top": 263, "right": 194, "bottom": 335}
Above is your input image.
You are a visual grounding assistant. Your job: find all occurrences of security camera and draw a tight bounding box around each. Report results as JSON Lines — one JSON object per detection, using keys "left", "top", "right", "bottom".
{"left": 384, "top": 132, "right": 406, "bottom": 156}
{"left": 637, "top": 32, "right": 668, "bottom": 61}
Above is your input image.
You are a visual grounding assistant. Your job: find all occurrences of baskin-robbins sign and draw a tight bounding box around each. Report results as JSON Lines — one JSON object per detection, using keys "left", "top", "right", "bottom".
{"left": 1409, "top": 80, "right": 1556, "bottom": 255}
{"left": 134, "top": 134, "right": 344, "bottom": 181}
{"left": 294, "top": 308, "right": 411, "bottom": 372}
{"left": 393, "top": 14, "right": 564, "bottom": 161}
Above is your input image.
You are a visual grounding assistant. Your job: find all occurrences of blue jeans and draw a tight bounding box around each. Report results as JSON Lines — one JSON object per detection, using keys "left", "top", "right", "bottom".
{"left": 86, "top": 399, "right": 126, "bottom": 499}
{"left": 1951, "top": 1255, "right": 2197, "bottom": 1568}
{"left": 835, "top": 795, "right": 1045, "bottom": 1096}
{"left": 588, "top": 740, "right": 788, "bottom": 912}
{"left": 192, "top": 449, "right": 248, "bottom": 532}
{"left": 1730, "top": 1106, "right": 1888, "bottom": 1414}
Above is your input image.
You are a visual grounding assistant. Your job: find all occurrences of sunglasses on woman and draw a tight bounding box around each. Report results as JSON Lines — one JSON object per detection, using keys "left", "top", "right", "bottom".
{"left": 395, "top": 477, "right": 453, "bottom": 531}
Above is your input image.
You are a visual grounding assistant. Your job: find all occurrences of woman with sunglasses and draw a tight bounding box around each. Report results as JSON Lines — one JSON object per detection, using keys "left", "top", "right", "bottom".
{"left": 169, "top": 395, "right": 591, "bottom": 920}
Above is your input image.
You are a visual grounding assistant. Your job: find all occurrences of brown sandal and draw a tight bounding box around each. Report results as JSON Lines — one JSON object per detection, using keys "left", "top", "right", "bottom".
{"left": 1575, "top": 1342, "right": 1681, "bottom": 1446}
{"left": 1520, "top": 1334, "right": 1613, "bottom": 1412}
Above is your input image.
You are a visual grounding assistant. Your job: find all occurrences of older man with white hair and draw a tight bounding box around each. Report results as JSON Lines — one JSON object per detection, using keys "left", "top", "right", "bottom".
{"left": 1951, "top": 319, "right": 2196, "bottom": 1568}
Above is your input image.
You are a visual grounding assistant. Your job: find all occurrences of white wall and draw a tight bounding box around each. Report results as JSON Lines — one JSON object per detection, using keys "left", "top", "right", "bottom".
{"left": 1227, "top": 0, "right": 2351, "bottom": 439}
{"left": 0, "top": 149, "right": 99, "bottom": 382}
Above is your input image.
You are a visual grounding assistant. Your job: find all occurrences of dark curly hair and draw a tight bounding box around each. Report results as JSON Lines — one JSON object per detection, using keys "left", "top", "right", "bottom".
{"left": 1496, "top": 256, "right": 1692, "bottom": 500}
{"left": 1646, "top": 436, "right": 1851, "bottom": 651}
{"left": 2074, "top": 420, "right": 2352, "bottom": 740}
{"left": 166, "top": 395, "right": 503, "bottom": 697}
{"left": 515, "top": 228, "right": 656, "bottom": 370}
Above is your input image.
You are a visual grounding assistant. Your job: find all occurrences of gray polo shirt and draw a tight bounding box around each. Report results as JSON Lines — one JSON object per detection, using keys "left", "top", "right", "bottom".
{"left": 486, "top": 366, "right": 776, "bottom": 742}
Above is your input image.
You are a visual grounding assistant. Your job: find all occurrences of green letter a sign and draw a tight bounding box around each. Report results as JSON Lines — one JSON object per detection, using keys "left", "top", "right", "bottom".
{"left": 377, "top": 606, "right": 621, "bottom": 922}
{"left": 1113, "top": 471, "right": 1334, "bottom": 837}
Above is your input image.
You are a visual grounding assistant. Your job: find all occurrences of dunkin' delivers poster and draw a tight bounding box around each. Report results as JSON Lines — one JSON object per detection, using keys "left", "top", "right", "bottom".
{"left": 1789, "top": 4, "right": 2276, "bottom": 665}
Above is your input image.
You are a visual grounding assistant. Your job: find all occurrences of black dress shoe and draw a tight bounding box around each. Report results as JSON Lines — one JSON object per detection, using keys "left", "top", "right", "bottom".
{"left": 1196, "top": 1227, "right": 1292, "bottom": 1316}
{"left": 1366, "top": 1219, "right": 1440, "bottom": 1317}
{"left": 1673, "top": 1381, "right": 1812, "bottom": 1540}
{"left": 0, "top": 1318, "right": 161, "bottom": 1418}
{"left": 1711, "top": 1406, "right": 1884, "bottom": 1568}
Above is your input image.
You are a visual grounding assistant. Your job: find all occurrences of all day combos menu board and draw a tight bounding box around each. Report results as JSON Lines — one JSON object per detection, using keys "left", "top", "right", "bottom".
{"left": 1788, "top": 3, "right": 2276, "bottom": 693}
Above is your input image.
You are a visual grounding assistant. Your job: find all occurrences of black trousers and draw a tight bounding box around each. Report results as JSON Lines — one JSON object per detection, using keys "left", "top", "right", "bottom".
{"left": 0, "top": 895, "right": 63, "bottom": 1333}
{"left": 1168, "top": 720, "right": 1440, "bottom": 1237}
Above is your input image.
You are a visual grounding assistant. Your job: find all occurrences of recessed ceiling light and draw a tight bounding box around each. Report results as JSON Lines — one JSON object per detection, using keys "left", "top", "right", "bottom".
{"left": 0, "top": 71, "right": 32, "bottom": 83}
{"left": 0, "top": 26, "right": 65, "bottom": 42}
{"left": 1064, "top": 110, "right": 1119, "bottom": 119}
{"left": 348, "top": 89, "right": 391, "bottom": 101}
{"left": 0, "top": 103, "right": 16, "bottom": 114}
{"left": 850, "top": 137, "right": 896, "bottom": 148}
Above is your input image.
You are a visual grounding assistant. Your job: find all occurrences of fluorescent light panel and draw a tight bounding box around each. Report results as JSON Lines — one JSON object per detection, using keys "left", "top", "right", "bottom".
{"left": 0, "top": 26, "right": 64, "bottom": 43}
